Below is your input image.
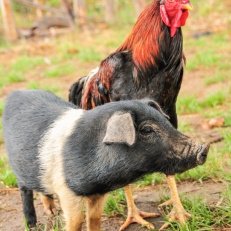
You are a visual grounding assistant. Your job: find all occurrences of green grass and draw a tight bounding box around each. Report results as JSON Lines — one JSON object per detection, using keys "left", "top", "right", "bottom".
{"left": 0, "top": 119, "right": 3, "bottom": 144}
{"left": 76, "top": 47, "right": 103, "bottom": 62}
{"left": 177, "top": 89, "right": 228, "bottom": 115}
{"left": 178, "top": 121, "right": 194, "bottom": 133}
{"left": 11, "top": 56, "right": 44, "bottom": 72}
{"left": 177, "top": 96, "right": 201, "bottom": 115}
{"left": 162, "top": 192, "right": 231, "bottom": 230}
{"left": 186, "top": 50, "right": 222, "bottom": 71}
{"left": 0, "top": 101, "right": 4, "bottom": 116}
{"left": 104, "top": 189, "right": 126, "bottom": 217}
{"left": 205, "top": 72, "right": 226, "bottom": 86}
{"left": 44, "top": 64, "right": 76, "bottom": 78}
{"left": 6, "top": 71, "right": 26, "bottom": 83}
{"left": 200, "top": 90, "right": 227, "bottom": 108}
{"left": 57, "top": 40, "right": 104, "bottom": 62}
{"left": 221, "top": 130, "right": 231, "bottom": 156}
{"left": 0, "top": 157, "right": 17, "bottom": 187}
{"left": 136, "top": 173, "right": 165, "bottom": 187}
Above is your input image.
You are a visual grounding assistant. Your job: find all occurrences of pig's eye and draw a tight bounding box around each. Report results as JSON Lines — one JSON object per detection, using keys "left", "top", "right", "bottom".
{"left": 140, "top": 126, "right": 154, "bottom": 135}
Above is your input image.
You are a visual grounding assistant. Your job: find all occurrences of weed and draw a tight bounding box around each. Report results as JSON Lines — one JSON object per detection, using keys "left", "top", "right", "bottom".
{"left": 178, "top": 121, "right": 194, "bottom": 133}
{"left": 0, "top": 118, "right": 4, "bottom": 144}
{"left": 0, "top": 156, "right": 17, "bottom": 187}
{"left": 6, "top": 71, "right": 25, "bottom": 83}
{"left": 186, "top": 50, "right": 221, "bottom": 71}
{"left": 104, "top": 189, "right": 126, "bottom": 217}
{"left": 221, "top": 130, "right": 231, "bottom": 155}
{"left": 28, "top": 81, "right": 40, "bottom": 89}
{"left": 11, "top": 56, "right": 44, "bottom": 72}
{"left": 205, "top": 72, "right": 226, "bottom": 86}
{"left": 177, "top": 96, "right": 201, "bottom": 115}
{"left": 0, "top": 101, "right": 4, "bottom": 116}
{"left": 44, "top": 64, "right": 75, "bottom": 78}
{"left": 200, "top": 90, "right": 227, "bottom": 108}
{"left": 76, "top": 47, "right": 103, "bottom": 62}
{"left": 136, "top": 173, "right": 165, "bottom": 187}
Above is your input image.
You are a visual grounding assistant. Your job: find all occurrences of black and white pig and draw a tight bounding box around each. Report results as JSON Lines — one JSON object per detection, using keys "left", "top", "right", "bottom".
{"left": 2, "top": 90, "right": 209, "bottom": 231}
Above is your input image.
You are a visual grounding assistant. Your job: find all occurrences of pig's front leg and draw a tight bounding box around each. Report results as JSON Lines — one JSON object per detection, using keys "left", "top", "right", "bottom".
{"left": 57, "top": 189, "right": 85, "bottom": 231}
{"left": 86, "top": 194, "right": 108, "bottom": 231}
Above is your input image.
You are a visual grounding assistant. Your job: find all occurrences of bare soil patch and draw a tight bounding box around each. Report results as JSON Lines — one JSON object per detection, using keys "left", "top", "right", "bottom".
{"left": 0, "top": 180, "right": 226, "bottom": 231}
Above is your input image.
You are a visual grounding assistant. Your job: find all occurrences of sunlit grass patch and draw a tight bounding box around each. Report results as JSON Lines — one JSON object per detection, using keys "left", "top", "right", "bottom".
{"left": 178, "top": 121, "right": 194, "bottom": 133}
{"left": 163, "top": 192, "right": 231, "bottom": 231}
{"left": 221, "top": 130, "right": 231, "bottom": 155}
{"left": 76, "top": 47, "right": 103, "bottom": 62}
{"left": 6, "top": 71, "right": 25, "bottom": 83}
{"left": 200, "top": 90, "right": 227, "bottom": 108}
{"left": 136, "top": 173, "right": 165, "bottom": 187}
{"left": 177, "top": 96, "right": 201, "bottom": 115}
{"left": 11, "top": 56, "right": 44, "bottom": 72}
{"left": 186, "top": 50, "right": 221, "bottom": 71}
{"left": 205, "top": 72, "right": 226, "bottom": 86}
{"left": 178, "top": 90, "right": 227, "bottom": 115}
{"left": 0, "top": 156, "right": 17, "bottom": 187}
{"left": 57, "top": 40, "right": 103, "bottom": 62}
{"left": 0, "top": 101, "right": 4, "bottom": 116}
{"left": 0, "top": 118, "right": 3, "bottom": 144}
{"left": 104, "top": 189, "right": 126, "bottom": 217}
{"left": 44, "top": 64, "right": 75, "bottom": 78}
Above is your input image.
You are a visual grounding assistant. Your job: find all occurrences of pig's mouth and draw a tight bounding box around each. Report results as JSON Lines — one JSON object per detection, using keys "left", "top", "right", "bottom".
{"left": 162, "top": 143, "right": 210, "bottom": 175}
{"left": 196, "top": 143, "right": 210, "bottom": 165}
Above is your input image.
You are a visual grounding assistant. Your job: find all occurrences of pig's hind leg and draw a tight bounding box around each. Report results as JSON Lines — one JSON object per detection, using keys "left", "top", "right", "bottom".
{"left": 41, "top": 194, "right": 56, "bottom": 216}
{"left": 20, "top": 188, "right": 37, "bottom": 228}
{"left": 86, "top": 194, "right": 108, "bottom": 231}
{"left": 57, "top": 189, "right": 85, "bottom": 231}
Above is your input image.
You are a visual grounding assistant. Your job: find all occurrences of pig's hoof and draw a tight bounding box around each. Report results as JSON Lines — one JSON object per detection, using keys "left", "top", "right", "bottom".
{"left": 158, "top": 208, "right": 191, "bottom": 230}
{"left": 119, "top": 210, "right": 159, "bottom": 230}
{"left": 44, "top": 205, "right": 57, "bottom": 216}
{"left": 41, "top": 194, "right": 57, "bottom": 216}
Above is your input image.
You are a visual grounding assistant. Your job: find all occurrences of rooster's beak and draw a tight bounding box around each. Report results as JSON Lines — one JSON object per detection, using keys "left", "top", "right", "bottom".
{"left": 182, "top": 3, "right": 193, "bottom": 10}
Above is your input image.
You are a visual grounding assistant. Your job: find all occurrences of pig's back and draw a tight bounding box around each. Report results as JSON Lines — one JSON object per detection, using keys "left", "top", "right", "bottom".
{"left": 2, "top": 90, "right": 77, "bottom": 192}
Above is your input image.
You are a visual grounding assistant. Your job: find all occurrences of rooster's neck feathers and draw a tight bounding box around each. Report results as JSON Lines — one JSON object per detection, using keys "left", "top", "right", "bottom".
{"left": 117, "top": 0, "right": 183, "bottom": 81}
{"left": 117, "top": 2, "right": 163, "bottom": 70}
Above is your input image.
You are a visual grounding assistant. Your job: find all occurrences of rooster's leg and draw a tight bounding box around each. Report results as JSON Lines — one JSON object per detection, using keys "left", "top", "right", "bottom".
{"left": 158, "top": 175, "right": 191, "bottom": 230}
{"left": 120, "top": 185, "right": 160, "bottom": 231}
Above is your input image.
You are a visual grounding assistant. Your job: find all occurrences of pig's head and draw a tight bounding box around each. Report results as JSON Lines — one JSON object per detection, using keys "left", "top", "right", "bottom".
{"left": 68, "top": 99, "right": 209, "bottom": 195}
{"left": 101, "top": 99, "right": 209, "bottom": 176}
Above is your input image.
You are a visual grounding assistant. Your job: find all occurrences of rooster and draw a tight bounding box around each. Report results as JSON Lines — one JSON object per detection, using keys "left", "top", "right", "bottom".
{"left": 69, "top": 0, "right": 193, "bottom": 230}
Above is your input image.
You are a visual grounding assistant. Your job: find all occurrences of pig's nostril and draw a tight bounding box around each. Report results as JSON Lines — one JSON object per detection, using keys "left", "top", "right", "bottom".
{"left": 197, "top": 143, "right": 210, "bottom": 165}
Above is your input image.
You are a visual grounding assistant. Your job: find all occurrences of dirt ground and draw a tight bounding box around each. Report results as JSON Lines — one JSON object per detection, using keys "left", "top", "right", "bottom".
{"left": 0, "top": 180, "right": 226, "bottom": 231}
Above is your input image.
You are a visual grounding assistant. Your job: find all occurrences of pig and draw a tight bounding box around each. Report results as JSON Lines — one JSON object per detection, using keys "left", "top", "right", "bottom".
{"left": 2, "top": 90, "right": 209, "bottom": 231}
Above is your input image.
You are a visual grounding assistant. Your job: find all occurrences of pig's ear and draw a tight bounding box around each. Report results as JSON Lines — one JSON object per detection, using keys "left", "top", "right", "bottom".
{"left": 143, "top": 99, "right": 170, "bottom": 120}
{"left": 103, "top": 112, "right": 136, "bottom": 146}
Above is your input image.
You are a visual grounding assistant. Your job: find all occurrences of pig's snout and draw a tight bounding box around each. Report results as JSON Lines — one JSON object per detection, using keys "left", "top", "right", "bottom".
{"left": 196, "top": 143, "right": 210, "bottom": 165}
